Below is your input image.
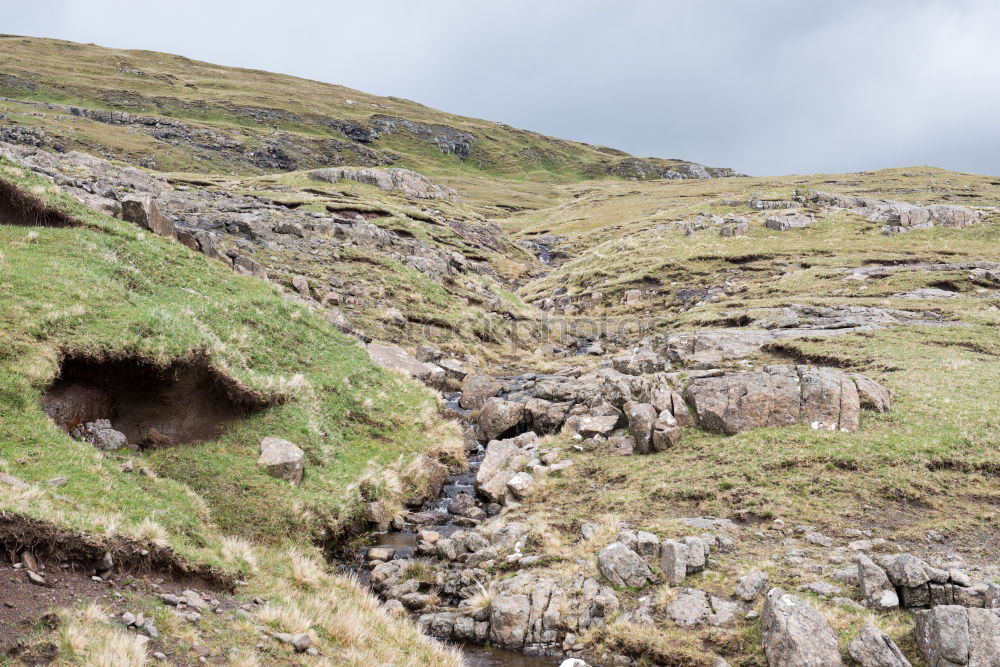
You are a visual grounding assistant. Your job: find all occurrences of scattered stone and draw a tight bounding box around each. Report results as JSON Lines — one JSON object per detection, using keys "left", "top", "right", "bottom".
{"left": 736, "top": 570, "right": 769, "bottom": 601}
{"left": 256, "top": 436, "right": 305, "bottom": 485}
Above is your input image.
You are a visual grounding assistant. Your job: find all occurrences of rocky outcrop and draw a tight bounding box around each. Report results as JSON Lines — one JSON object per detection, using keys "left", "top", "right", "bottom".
{"left": 665, "top": 304, "right": 952, "bottom": 366}
{"left": 761, "top": 588, "right": 844, "bottom": 666}
{"left": 370, "top": 114, "right": 476, "bottom": 161}
{"left": 309, "top": 167, "right": 458, "bottom": 200}
{"left": 366, "top": 343, "right": 446, "bottom": 389}
{"left": 597, "top": 542, "right": 655, "bottom": 588}
{"left": 805, "top": 190, "right": 984, "bottom": 234}
{"left": 684, "top": 365, "right": 878, "bottom": 435}
{"left": 914, "top": 605, "right": 1000, "bottom": 666}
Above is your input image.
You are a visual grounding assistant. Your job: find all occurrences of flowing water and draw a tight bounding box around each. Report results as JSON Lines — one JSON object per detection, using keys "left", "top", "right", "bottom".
{"left": 361, "top": 392, "right": 565, "bottom": 666}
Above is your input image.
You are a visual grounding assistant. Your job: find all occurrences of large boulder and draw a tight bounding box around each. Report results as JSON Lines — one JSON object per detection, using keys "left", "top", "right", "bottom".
{"left": 478, "top": 398, "right": 525, "bottom": 441}
{"left": 459, "top": 375, "right": 502, "bottom": 410}
{"left": 597, "top": 542, "right": 655, "bottom": 588}
{"left": 761, "top": 588, "right": 843, "bottom": 666}
{"left": 848, "top": 621, "right": 911, "bottom": 667}
{"left": 473, "top": 433, "right": 534, "bottom": 503}
{"left": 685, "top": 365, "right": 871, "bottom": 435}
{"left": 857, "top": 554, "right": 900, "bottom": 610}
{"left": 684, "top": 367, "right": 800, "bottom": 435}
{"left": 627, "top": 403, "right": 658, "bottom": 454}
{"left": 366, "top": 343, "right": 445, "bottom": 389}
{"left": 121, "top": 196, "right": 176, "bottom": 239}
{"left": 799, "top": 366, "right": 860, "bottom": 432}
{"left": 914, "top": 606, "right": 1000, "bottom": 666}
{"left": 256, "top": 437, "right": 304, "bottom": 485}
{"left": 489, "top": 593, "right": 531, "bottom": 648}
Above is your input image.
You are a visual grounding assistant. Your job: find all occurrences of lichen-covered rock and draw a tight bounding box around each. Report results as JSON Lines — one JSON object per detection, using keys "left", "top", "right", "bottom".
{"left": 848, "top": 621, "right": 911, "bottom": 667}
{"left": 597, "top": 542, "right": 654, "bottom": 588}
{"left": 857, "top": 554, "right": 899, "bottom": 610}
{"left": 761, "top": 588, "right": 844, "bottom": 666}
{"left": 478, "top": 398, "right": 526, "bottom": 441}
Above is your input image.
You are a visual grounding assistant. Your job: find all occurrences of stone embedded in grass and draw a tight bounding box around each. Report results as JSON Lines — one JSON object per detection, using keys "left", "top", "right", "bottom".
{"left": 761, "top": 588, "right": 843, "bottom": 666}
{"left": 121, "top": 196, "right": 176, "bottom": 240}
{"left": 765, "top": 212, "right": 814, "bottom": 231}
{"left": 256, "top": 436, "right": 304, "bottom": 485}
{"left": 848, "top": 621, "right": 911, "bottom": 667}
{"left": 597, "top": 542, "right": 654, "bottom": 588}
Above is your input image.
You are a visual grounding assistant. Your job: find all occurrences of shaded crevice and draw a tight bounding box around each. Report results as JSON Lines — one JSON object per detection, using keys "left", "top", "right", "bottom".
{"left": 42, "top": 352, "right": 277, "bottom": 448}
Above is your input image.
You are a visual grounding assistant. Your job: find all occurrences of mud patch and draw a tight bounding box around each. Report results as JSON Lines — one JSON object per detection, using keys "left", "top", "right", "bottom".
{"left": 42, "top": 352, "right": 276, "bottom": 448}
{"left": 0, "top": 179, "right": 79, "bottom": 227}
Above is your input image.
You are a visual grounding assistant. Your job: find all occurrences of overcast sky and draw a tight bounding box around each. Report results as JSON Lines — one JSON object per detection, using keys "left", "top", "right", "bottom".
{"left": 8, "top": 0, "right": 1000, "bottom": 176}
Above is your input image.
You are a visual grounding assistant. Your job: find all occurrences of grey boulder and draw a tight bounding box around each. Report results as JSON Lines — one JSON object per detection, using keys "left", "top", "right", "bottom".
{"left": 761, "top": 588, "right": 844, "bottom": 666}
{"left": 848, "top": 621, "right": 910, "bottom": 667}
{"left": 256, "top": 437, "right": 304, "bottom": 485}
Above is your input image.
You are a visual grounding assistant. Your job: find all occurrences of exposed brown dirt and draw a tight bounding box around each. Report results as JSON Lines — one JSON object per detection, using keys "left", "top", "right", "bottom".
{"left": 0, "top": 178, "right": 79, "bottom": 227}
{"left": 0, "top": 514, "right": 237, "bottom": 658}
{"left": 42, "top": 352, "right": 276, "bottom": 447}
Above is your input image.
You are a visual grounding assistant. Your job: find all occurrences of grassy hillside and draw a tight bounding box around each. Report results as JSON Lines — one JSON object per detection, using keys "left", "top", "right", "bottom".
{"left": 0, "top": 159, "right": 462, "bottom": 665}
{"left": 0, "top": 36, "right": 735, "bottom": 182}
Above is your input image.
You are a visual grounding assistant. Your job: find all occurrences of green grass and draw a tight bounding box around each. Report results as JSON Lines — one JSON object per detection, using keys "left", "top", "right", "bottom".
{"left": 0, "top": 35, "right": 726, "bottom": 180}
{"left": 0, "top": 158, "right": 452, "bottom": 553}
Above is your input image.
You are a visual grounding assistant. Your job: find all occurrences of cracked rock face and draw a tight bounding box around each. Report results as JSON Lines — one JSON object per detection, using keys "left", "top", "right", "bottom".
{"left": 914, "top": 605, "right": 1000, "bottom": 667}
{"left": 761, "top": 588, "right": 844, "bottom": 667}
{"left": 684, "top": 364, "right": 871, "bottom": 435}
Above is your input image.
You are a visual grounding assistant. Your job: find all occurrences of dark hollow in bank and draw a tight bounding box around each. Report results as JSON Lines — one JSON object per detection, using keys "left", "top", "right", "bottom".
{"left": 42, "top": 353, "right": 275, "bottom": 448}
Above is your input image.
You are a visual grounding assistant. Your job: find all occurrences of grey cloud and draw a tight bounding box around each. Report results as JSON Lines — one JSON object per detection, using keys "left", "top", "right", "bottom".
{"left": 7, "top": 0, "right": 1000, "bottom": 175}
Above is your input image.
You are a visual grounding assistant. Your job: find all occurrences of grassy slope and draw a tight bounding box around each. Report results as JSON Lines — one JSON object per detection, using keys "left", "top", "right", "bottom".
{"left": 0, "top": 160, "right": 461, "bottom": 664}
{"left": 491, "top": 169, "right": 1000, "bottom": 663}
{"left": 0, "top": 36, "right": 713, "bottom": 182}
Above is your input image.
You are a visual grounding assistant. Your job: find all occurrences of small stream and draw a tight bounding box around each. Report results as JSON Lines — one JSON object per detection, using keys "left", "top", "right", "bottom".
{"left": 360, "top": 392, "right": 565, "bottom": 666}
